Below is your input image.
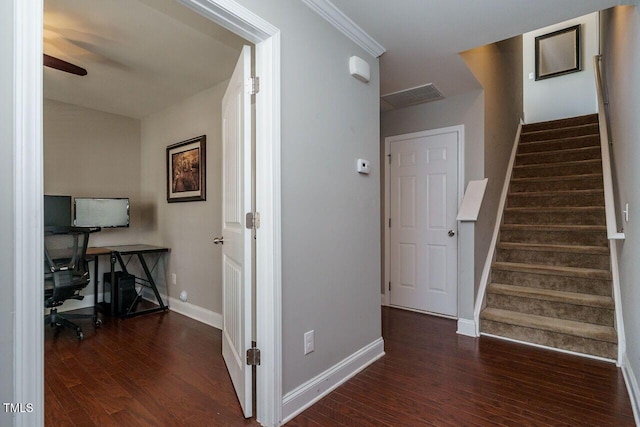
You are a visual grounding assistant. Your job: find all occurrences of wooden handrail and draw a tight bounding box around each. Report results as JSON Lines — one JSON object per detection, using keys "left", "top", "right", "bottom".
{"left": 594, "top": 54, "right": 625, "bottom": 240}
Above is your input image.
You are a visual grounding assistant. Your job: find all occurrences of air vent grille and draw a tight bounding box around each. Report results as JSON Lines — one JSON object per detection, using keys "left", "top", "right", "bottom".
{"left": 381, "top": 83, "right": 444, "bottom": 109}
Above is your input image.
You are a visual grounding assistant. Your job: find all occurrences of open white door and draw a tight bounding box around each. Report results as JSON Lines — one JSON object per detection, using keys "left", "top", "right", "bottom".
{"left": 221, "top": 45, "right": 253, "bottom": 417}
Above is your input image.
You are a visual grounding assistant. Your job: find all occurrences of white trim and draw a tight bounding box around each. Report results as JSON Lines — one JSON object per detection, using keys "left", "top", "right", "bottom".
{"left": 300, "top": 0, "right": 385, "bottom": 58}
{"left": 610, "top": 242, "right": 626, "bottom": 365}
{"left": 457, "top": 318, "right": 476, "bottom": 337}
{"left": 281, "top": 337, "right": 385, "bottom": 424}
{"left": 14, "top": 0, "right": 44, "bottom": 425}
{"left": 621, "top": 352, "right": 640, "bottom": 425}
{"left": 384, "top": 125, "right": 465, "bottom": 316}
{"left": 381, "top": 292, "right": 389, "bottom": 306}
{"left": 473, "top": 122, "right": 522, "bottom": 336}
{"left": 456, "top": 179, "right": 488, "bottom": 221}
{"left": 141, "top": 292, "right": 223, "bottom": 329}
{"left": 481, "top": 332, "right": 617, "bottom": 364}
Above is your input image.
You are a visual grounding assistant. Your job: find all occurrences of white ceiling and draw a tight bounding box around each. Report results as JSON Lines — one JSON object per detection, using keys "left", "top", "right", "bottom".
{"left": 44, "top": 0, "right": 247, "bottom": 119}
{"left": 329, "top": 0, "right": 623, "bottom": 97}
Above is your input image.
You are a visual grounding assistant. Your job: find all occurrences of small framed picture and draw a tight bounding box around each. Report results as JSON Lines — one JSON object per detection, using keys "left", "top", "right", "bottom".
{"left": 535, "top": 24, "right": 581, "bottom": 81}
{"left": 167, "top": 135, "right": 206, "bottom": 203}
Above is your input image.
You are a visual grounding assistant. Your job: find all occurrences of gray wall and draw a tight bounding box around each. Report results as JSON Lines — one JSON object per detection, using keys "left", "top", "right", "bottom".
{"left": 140, "top": 81, "right": 228, "bottom": 314}
{"left": 462, "top": 36, "right": 523, "bottom": 310}
{"left": 0, "top": 0, "right": 14, "bottom": 424}
{"left": 601, "top": 4, "right": 640, "bottom": 409}
{"left": 234, "top": 0, "right": 382, "bottom": 394}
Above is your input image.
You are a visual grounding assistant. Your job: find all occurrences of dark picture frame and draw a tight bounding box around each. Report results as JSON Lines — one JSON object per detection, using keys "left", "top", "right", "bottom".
{"left": 166, "top": 135, "right": 206, "bottom": 203}
{"left": 535, "top": 24, "right": 581, "bottom": 81}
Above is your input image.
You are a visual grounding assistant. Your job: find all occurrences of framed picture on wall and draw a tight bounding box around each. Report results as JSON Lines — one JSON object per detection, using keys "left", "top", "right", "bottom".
{"left": 535, "top": 24, "right": 581, "bottom": 80}
{"left": 167, "top": 135, "right": 206, "bottom": 202}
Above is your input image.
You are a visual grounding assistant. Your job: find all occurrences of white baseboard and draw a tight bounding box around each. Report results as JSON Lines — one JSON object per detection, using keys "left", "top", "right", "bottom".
{"left": 141, "top": 290, "right": 222, "bottom": 330}
{"left": 381, "top": 292, "right": 389, "bottom": 306}
{"left": 456, "top": 318, "right": 477, "bottom": 337}
{"left": 621, "top": 352, "right": 640, "bottom": 425}
{"left": 281, "top": 337, "right": 385, "bottom": 424}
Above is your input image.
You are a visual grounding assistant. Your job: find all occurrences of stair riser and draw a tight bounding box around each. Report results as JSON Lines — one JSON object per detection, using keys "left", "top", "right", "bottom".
{"left": 510, "top": 177, "right": 603, "bottom": 192}
{"left": 486, "top": 294, "right": 614, "bottom": 326}
{"left": 520, "top": 124, "right": 599, "bottom": 143}
{"left": 496, "top": 248, "right": 610, "bottom": 270}
{"left": 491, "top": 269, "right": 612, "bottom": 296}
{"left": 516, "top": 148, "right": 601, "bottom": 166}
{"left": 504, "top": 210, "right": 605, "bottom": 226}
{"left": 518, "top": 136, "right": 600, "bottom": 154}
{"left": 480, "top": 320, "right": 617, "bottom": 359}
{"left": 512, "top": 162, "right": 602, "bottom": 179}
{"left": 500, "top": 230, "right": 609, "bottom": 247}
{"left": 522, "top": 115, "right": 598, "bottom": 132}
{"left": 507, "top": 193, "right": 604, "bottom": 208}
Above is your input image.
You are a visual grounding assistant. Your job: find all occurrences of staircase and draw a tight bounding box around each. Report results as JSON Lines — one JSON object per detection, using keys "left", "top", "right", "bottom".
{"left": 480, "top": 113, "right": 618, "bottom": 360}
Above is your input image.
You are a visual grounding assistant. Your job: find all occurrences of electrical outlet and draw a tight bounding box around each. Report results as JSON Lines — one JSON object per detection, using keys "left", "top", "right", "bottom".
{"left": 304, "top": 330, "right": 314, "bottom": 355}
{"left": 171, "top": 273, "right": 177, "bottom": 285}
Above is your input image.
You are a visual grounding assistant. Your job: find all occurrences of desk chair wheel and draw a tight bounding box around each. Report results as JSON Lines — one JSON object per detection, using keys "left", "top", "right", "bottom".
{"left": 94, "top": 318, "right": 102, "bottom": 327}
{"left": 76, "top": 329, "right": 84, "bottom": 341}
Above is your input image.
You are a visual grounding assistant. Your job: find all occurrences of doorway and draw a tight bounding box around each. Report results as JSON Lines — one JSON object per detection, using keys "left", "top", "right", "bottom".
{"left": 384, "top": 126, "right": 463, "bottom": 317}
{"left": 13, "top": 0, "right": 282, "bottom": 425}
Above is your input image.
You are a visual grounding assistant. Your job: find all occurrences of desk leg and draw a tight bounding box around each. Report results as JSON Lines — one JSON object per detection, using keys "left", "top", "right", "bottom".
{"left": 110, "top": 252, "right": 117, "bottom": 317}
{"left": 138, "top": 253, "right": 168, "bottom": 311}
{"left": 93, "top": 256, "right": 99, "bottom": 308}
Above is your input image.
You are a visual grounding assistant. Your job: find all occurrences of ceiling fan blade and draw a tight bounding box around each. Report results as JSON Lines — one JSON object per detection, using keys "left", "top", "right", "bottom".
{"left": 43, "top": 54, "right": 87, "bottom": 76}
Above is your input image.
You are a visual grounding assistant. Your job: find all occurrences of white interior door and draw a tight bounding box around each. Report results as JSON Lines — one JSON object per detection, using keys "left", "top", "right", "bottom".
{"left": 389, "top": 129, "right": 458, "bottom": 316}
{"left": 221, "top": 45, "right": 253, "bottom": 417}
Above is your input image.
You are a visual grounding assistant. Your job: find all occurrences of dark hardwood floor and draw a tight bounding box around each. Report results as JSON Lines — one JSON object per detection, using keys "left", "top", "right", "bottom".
{"left": 46, "top": 306, "right": 635, "bottom": 426}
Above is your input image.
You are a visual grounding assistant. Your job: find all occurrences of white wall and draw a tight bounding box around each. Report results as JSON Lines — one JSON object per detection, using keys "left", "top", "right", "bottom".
{"left": 601, "top": 4, "right": 640, "bottom": 415}
{"left": 523, "top": 13, "right": 599, "bottom": 123}
{"left": 140, "top": 82, "right": 227, "bottom": 315}
{"left": 0, "top": 0, "right": 14, "bottom": 423}
{"left": 233, "top": 0, "right": 382, "bottom": 395}
{"left": 43, "top": 99, "right": 142, "bottom": 247}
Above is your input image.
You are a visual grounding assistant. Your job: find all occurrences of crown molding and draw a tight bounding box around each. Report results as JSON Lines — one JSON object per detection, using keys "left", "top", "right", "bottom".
{"left": 301, "top": 0, "right": 385, "bottom": 58}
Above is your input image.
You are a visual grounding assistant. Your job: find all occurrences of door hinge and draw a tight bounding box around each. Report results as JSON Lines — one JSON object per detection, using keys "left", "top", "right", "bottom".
{"left": 389, "top": 218, "right": 391, "bottom": 228}
{"left": 246, "top": 347, "right": 261, "bottom": 366}
{"left": 388, "top": 281, "right": 391, "bottom": 291}
{"left": 246, "top": 76, "right": 259, "bottom": 95}
{"left": 246, "top": 212, "right": 260, "bottom": 229}
{"left": 388, "top": 154, "right": 392, "bottom": 165}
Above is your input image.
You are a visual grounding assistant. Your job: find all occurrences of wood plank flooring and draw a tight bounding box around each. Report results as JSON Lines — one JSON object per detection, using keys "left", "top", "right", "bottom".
{"left": 46, "top": 306, "right": 635, "bottom": 426}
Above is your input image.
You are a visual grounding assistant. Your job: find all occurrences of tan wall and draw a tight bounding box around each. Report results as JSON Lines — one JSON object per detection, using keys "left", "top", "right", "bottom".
{"left": 461, "top": 35, "right": 523, "bottom": 301}
{"left": 43, "top": 98, "right": 142, "bottom": 247}
{"left": 140, "top": 82, "right": 227, "bottom": 315}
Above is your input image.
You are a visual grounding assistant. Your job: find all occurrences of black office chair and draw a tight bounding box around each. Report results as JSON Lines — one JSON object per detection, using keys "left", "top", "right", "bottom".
{"left": 44, "top": 226, "right": 100, "bottom": 340}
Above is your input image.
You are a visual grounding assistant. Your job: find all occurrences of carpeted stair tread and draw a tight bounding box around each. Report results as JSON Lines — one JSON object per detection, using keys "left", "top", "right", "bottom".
{"left": 500, "top": 224, "right": 606, "bottom": 232}
{"left": 519, "top": 124, "right": 599, "bottom": 143}
{"left": 507, "top": 190, "right": 604, "bottom": 208}
{"left": 491, "top": 261, "right": 611, "bottom": 279}
{"left": 508, "top": 189, "right": 603, "bottom": 197}
{"left": 481, "top": 308, "right": 617, "bottom": 344}
{"left": 515, "top": 146, "right": 601, "bottom": 165}
{"left": 521, "top": 114, "right": 598, "bottom": 132}
{"left": 513, "top": 158, "right": 600, "bottom": 171}
{"left": 505, "top": 206, "right": 604, "bottom": 213}
{"left": 518, "top": 134, "right": 599, "bottom": 150}
{"left": 487, "top": 283, "right": 614, "bottom": 308}
{"left": 511, "top": 173, "right": 603, "bottom": 183}
{"left": 496, "top": 242, "right": 609, "bottom": 255}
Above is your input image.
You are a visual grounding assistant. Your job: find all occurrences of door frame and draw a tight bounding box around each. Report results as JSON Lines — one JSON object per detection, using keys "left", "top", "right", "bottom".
{"left": 383, "top": 125, "right": 464, "bottom": 314}
{"left": 13, "top": 0, "right": 282, "bottom": 426}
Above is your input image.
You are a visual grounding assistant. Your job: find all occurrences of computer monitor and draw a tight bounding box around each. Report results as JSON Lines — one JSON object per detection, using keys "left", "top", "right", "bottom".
{"left": 44, "top": 195, "right": 72, "bottom": 227}
{"left": 74, "top": 198, "right": 130, "bottom": 228}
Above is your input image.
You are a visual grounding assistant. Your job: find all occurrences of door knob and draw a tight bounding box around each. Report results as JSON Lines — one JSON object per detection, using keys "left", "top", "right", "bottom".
{"left": 213, "top": 236, "right": 224, "bottom": 245}
{"left": 448, "top": 230, "right": 455, "bottom": 237}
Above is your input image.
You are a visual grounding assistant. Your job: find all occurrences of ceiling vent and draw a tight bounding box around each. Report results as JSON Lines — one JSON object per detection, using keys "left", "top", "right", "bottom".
{"left": 381, "top": 83, "right": 444, "bottom": 109}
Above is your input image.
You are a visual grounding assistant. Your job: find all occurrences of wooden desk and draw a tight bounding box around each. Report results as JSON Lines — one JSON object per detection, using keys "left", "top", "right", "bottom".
{"left": 87, "top": 244, "right": 170, "bottom": 318}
